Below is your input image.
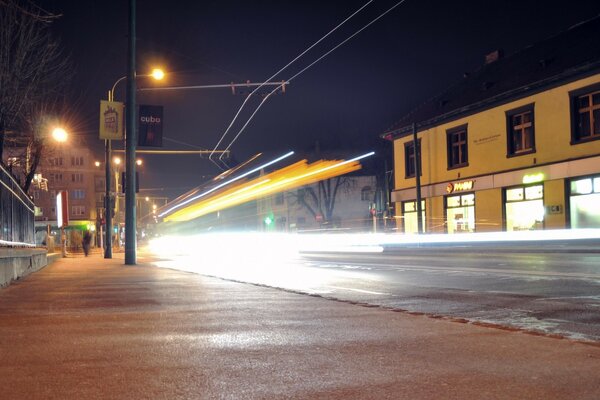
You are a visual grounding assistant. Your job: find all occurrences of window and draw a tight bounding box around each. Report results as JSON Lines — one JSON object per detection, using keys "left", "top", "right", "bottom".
{"left": 361, "top": 186, "right": 373, "bottom": 201}
{"left": 402, "top": 200, "right": 426, "bottom": 234}
{"left": 33, "top": 190, "right": 40, "bottom": 200}
{"left": 447, "top": 125, "right": 468, "bottom": 169}
{"left": 505, "top": 185, "right": 544, "bottom": 231}
{"left": 72, "top": 206, "right": 85, "bottom": 216}
{"left": 507, "top": 105, "right": 535, "bottom": 156}
{"left": 71, "top": 156, "right": 84, "bottom": 166}
{"left": 49, "top": 157, "right": 63, "bottom": 167}
{"left": 72, "top": 173, "right": 84, "bottom": 183}
{"left": 72, "top": 189, "right": 85, "bottom": 200}
{"left": 571, "top": 85, "right": 600, "bottom": 143}
{"left": 404, "top": 139, "right": 421, "bottom": 178}
{"left": 446, "top": 193, "right": 475, "bottom": 233}
{"left": 49, "top": 173, "right": 63, "bottom": 183}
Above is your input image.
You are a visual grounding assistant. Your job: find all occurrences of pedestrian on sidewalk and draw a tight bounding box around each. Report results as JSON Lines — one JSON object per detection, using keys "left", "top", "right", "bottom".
{"left": 82, "top": 230, "right": 92, "bottom": 257}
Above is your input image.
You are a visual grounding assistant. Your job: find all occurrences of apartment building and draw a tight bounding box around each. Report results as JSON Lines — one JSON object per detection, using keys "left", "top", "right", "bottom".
{"left": 383, "top": 17, "right": 600, "bottom": 233}
{"left": 32, "top": 138, "right": 104, "bottom": 244}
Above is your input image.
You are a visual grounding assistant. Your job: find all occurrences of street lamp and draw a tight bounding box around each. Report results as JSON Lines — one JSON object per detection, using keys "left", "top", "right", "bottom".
{"left": 104, "top": 68, "right": 165, "bottom": 260}
{"left": 51, "top": 127, "right": 68, "bottom": 142}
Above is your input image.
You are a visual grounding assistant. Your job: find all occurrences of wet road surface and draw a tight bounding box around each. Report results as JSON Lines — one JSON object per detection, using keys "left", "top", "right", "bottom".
{"left": 1, "top": 254, "right": 600, "bottom": 399}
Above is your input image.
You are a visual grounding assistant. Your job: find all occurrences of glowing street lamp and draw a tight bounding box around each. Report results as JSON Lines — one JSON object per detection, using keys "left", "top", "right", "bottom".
{"left": 136, "top": 159, "right": 143, "bottom": 166}
{"left": 151, "top": 68, "right": 165, "bottom": 81}
{"left": 52, "top": 127, "right": 68, "bottom": 142}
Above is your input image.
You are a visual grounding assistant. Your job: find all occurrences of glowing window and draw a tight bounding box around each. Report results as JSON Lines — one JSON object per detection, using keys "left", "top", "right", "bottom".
{"left": 594, "top": 178, "right": 600, "bottom": 193}
{"left": 506, "top": 188, "right": 524, "bottom": 202}
{"left": 571, "top": 178, "right": 593, "bottom": 195}
{"left": 525, "top": 185, "right": 543, "bottom": 200}
{"left": 462, "top": 194, "right": 475, "bottom": 206}
{"left": 446, "top": 195, "right": 461, "bottom": 208}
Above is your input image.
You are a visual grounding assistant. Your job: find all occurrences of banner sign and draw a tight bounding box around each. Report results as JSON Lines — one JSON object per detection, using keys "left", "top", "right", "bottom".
{"left": 99, "top": 100, "right": 125, "bottom": 140}
{"left": 138, "top": 105, "right": 163, "bottom": 147}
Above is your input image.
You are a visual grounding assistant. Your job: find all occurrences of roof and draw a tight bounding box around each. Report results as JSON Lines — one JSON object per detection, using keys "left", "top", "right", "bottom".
{"left": 382, "top": 15, "right": 600, "bottom": 139}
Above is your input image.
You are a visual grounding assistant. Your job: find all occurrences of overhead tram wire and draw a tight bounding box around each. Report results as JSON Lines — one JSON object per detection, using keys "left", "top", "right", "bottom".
{"left": 218, "top": 0, "right": 408, "bottom": 160}
{"left": 207, "top": 0, "right": 375, "bottom": 164}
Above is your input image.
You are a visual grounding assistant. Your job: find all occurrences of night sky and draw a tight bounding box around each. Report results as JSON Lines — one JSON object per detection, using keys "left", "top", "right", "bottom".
{"left": 36, "top": 0, "right": 600, "bottom": 198}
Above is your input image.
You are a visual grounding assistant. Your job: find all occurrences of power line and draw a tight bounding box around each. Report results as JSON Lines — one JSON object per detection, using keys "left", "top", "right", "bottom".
{"left": 208, "top": 0, "right": 375, "bottom": 163}
{"left": 219, "top": 0, "right": 408, "bottom": 158}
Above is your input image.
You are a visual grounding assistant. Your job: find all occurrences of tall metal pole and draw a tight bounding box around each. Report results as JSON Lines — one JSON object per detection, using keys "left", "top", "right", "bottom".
{"left": 125, "top": 0, "right": 137, "bottom": 265}
{"left": 104, "top": 137, "right": 112, "bottom": 258}
{"left": 413, "top": 123, "right": 423, "bottom": 234}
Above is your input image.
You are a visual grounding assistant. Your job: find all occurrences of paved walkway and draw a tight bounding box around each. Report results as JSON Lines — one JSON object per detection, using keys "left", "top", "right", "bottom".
{"left": 0, "top": 253, "right": 599, "bottom": 399}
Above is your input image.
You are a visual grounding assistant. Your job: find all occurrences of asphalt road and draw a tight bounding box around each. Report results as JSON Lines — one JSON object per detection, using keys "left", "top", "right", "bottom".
{"left": 153, "top": 240, "right": 600, "bottom": 342}
{"left": 298, "top": 247, "right": 600, "bottom": 341}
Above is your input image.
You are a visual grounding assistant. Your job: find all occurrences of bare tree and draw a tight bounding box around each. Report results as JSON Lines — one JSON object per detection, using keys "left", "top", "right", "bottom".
{"left": 292, "top": 176, "right": 352, "bottom": 226}
{"left": 0, "top": 0, "right": 71, "bottom": 192}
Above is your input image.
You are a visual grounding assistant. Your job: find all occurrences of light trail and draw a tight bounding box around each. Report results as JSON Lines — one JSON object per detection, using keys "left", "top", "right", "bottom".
{"left": 163, "top": 152, "right": 374, "bottom": 222}
{"left": 158, "top": 151, "right": 294, "bottom": 218}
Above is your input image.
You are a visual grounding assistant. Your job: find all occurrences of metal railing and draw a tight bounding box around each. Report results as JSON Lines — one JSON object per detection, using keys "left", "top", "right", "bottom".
{"left": 0, "top": 165, "right": 35, "bottom": 246}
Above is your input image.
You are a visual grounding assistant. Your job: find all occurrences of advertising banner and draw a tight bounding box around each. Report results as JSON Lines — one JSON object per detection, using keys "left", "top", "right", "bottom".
{"left": 138, "top": 105, "right": 163, "bottom": 147}
{"left": 99, "top": 100, "right": 125, "bottom": 140}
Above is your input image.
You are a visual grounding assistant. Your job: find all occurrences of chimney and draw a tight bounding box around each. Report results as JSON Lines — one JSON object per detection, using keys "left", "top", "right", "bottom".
{"left": 484, "top": 49, "right": 504, "bottom": 65}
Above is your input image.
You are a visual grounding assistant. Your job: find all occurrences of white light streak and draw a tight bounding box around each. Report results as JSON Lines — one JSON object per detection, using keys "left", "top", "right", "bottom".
{"left": 159, "top": 151, "right": 293, "bottom": 217}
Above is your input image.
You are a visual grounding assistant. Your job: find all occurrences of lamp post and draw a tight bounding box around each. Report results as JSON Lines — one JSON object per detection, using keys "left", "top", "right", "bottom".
{"left": 104, "top": 69, "right": 164, "bottom": 260}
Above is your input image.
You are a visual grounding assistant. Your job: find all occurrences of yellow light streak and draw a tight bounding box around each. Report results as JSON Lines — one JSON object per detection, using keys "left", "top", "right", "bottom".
{"left": 164, "top": 157, "right": 363, "bottom": 222}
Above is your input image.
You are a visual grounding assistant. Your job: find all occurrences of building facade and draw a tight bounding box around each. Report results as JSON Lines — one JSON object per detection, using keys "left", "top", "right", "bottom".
{"left": 383, "top": 18, "right": 600, "bottom": 234}
{"left": 32, "top": 139, "right": 104, "bottom": 246}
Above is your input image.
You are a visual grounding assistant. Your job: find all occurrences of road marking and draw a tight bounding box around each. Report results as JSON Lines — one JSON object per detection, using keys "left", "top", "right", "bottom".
{"left": 326, "top": 285, "right": 389, "bottom": 295}
{"left": 303, "top": 257, "right": 600, "bottom": 280}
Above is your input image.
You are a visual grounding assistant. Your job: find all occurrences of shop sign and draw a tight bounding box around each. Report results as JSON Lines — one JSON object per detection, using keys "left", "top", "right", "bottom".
{"left": 522, "top": 173, "right": 544, "bottom": 184}
{"left": 446, "top": 180, "right": 475, "bottom": 193}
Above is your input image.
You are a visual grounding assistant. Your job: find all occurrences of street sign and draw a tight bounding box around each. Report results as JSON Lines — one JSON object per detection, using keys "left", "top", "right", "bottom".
{"left": 138, "top": 105, "right": 163, "bottom": 147}
{"left": 99, "top": 100, "right": 125, "bottom": 140}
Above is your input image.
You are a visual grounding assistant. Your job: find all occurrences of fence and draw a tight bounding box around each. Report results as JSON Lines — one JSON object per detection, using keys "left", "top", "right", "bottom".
{"left": 0, "top": 165, "right": 35, "bottom": 246}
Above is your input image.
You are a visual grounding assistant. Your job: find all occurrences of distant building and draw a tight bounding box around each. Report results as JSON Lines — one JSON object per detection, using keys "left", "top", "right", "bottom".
{"left": 258, "top": 175, "right": 383, "bottom": 232}
{"left": 383, "top": 17, "right": 600, "bottom": 233}
{"left": 32, "top": 138, "right": 104, "bottom": 247}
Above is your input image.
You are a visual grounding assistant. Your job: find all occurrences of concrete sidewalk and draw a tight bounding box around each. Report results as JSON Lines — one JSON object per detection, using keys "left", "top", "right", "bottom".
{"left": 0, "top": 254, "right": 599, "bottom": 399}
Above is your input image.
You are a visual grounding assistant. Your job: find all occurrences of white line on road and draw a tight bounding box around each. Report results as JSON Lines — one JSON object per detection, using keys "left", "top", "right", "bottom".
{"left": 326, "top": 286, "right": 389, "bottom": 295}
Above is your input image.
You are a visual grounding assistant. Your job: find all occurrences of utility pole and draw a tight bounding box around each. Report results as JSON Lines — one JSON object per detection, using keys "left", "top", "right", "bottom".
{"left": 413, "top": 123, "right": 423, "bottom": 234}
{"left": 125, "top": 0, "right": 137, "bottom": 265}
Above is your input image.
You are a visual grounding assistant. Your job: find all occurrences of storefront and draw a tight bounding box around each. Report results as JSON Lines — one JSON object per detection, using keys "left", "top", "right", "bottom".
{"left": 504, "top": 184, "right": 545, "bottom": 231}
{"left": 445, "top": 193, "right": 475, "bottom": 233}
{"left": 401, "top": 200, "right": 425, "bottom": 233}
{"left": 569, "top": 175, "right": 600, "bottom": 228}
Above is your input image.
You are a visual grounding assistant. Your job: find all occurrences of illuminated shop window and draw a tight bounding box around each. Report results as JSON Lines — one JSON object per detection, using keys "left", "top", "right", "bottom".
{"left": 570, "top": 176, "right": 600, "bottom": 229}
{"left": 505, "top": 185, "right": 544, "bottom": 231}
{"left": 446, "top": 193, "right": 475, "bottom": 234}
{"left": 571, "top": 178, "right": 593, "bottom": 195}
{"left": 402, "top": 200, "right": 426, "bottom": 234}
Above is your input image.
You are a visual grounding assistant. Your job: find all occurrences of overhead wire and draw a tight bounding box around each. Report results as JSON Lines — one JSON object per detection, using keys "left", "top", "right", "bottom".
{"left": 208, "top": 0, "right": 375, "bottom": 165}
{"left": 218, "top": 0, "right": 408, "bottom": 160}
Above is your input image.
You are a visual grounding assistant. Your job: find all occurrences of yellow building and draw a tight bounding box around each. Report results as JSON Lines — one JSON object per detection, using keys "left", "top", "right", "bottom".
{"left": 383, "top": 17, "right": 600, "bottom": 234}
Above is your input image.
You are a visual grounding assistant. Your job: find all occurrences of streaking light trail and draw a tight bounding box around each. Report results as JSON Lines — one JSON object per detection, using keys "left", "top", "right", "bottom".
{"left": 159, "top": 151, "right": 294, "bottom": 218}
{"left": 163, "top": 152, "right": 375, "bottom": 222}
